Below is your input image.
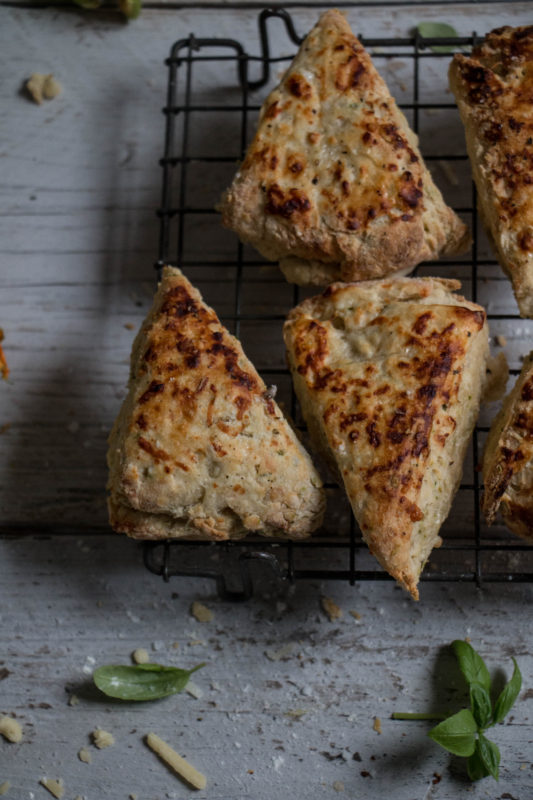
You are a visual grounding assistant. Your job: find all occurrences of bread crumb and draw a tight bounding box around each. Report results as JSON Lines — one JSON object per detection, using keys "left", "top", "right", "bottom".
{"left": 39, "top": 778, "right": 64, "bottom": 799}
{"left": 129, "top": 794, "right": 138, "bottom": 800}
{"left": 494, "top": 334, "right": 507, "bottom": 347}
{"left": 0, "top": 716, "right": 22, "bottom": 743}
{"left": 190, "top": 601, "right": 213, "bottom": 623}
{"left": 92, "top": 729, "right": 114, "bottom": 749}
{"left": 284, "top": 708, "right": 308, "bottom": 719}
{"left": 373, "top": 717, "right": 382, "bottom": 734}
{"left": 145, "top": 732, "right": 207, "bottom": 789}
{"left": 124, "top": 323, "right": 135, "bottom": 330}
{"left": 132, "top": 648, "right": 150, "bottom": 664}
{"left": 520, "top": 763, "right": 527, "bottom": 770}
{"left": 0, "top": 329, "right": 9, "bottom": 380}
{"left": 172, "top": 642, "right": 180, "bottom": 649}
{"left": 321, "top": 595, "right": 342, "bottom": 621}
{"left": 188, "top": 639, "right": 204, "bottom": 647}
{"left": 68, "top": 694, "right": 79, "bottom": 707}
{"left": 185, "top": 680, "right": 203, "bottom": 700}
{"left": 26, "top": 73, "right": 62, "bottom": 105}
{"left": 349, "top": 610, "right": 362, "bottom": 620}
{"left": 78, "top": 748, "right": 91, "bottom": 764}
{"left": 0, "top": 782, "right": 10, "bottom": 796}
{"left": 333, "top": 781, "right": 345, "bottom": 792}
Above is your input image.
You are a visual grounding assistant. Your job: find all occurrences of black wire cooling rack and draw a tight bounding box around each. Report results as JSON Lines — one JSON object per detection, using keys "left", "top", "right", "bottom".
{"left": 144, "top": 7, "right": 533, "bottom": 598}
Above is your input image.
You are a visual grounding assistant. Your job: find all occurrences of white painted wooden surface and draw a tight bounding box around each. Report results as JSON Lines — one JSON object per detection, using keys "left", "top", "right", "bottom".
{"left": 1, "top": 4, "right": 533, "bottom": 798}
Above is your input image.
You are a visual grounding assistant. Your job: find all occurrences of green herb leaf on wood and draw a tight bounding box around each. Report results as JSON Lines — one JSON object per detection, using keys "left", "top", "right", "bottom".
{"left": 93, "top": 663, "right": 205, "bottom": 701}
{"left": 452, "top": 640, "right": 491, "bottom": 692}
{"left": 470, "top": 684, "right": 493, "bottom": 730}
{"left": 415, "top": 22, "right": 459, "bottom": 53}
{"left": 428, "top": 708, "right": 477, "bottom": 757}
{"left": 477, "top": 733, "right": 501, "bottom": 780}
{"left": 493, "top": 658, "right": 522, "bottom": 724}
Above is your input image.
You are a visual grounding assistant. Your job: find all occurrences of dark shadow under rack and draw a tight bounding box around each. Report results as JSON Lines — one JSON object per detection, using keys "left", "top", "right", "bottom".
{"left": 147, "top": 7, "right": 533, "bottom": 596}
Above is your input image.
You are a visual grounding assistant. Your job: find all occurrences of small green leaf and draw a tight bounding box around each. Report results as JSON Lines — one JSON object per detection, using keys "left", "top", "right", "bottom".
{"left": 493, "top": 658, "right": 522, "bottom": 724}
{"left": 93, "top": 663, "right": 204, "bottom": 701}
{"left": 477, "top": 733, "right": 500, "bottom": 780}
{"left": 428, "top": 708, "right": 477, "bottom": 756}
{"left": 452, "top": 640, "right": 491, "bottom": 692}
{"left": 118, "top": 0, "right": 141, "bottom": 19}
{"left": 415, "top": 22, "right": 459, "bottom": 53}
{"left": 467, "top": 743, "right": 492, "bottom": 781}
{"left": 470, "top": 684, "right": 492, "bottom": 730}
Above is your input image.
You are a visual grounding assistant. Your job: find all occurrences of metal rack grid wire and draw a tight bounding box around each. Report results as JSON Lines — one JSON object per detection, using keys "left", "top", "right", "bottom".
{"left": 145, "top": 7, "right": 533, "bottom": 597}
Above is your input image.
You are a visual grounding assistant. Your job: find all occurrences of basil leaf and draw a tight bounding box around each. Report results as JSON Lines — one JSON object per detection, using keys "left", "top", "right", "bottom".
{"left": 415, "top": 22, "right": 459, "bottom": 53}
{"left": 477, "top": 733, "right": 500, "bottom": 780}
{"left": 93, "top": 663, "right": 204, "bottom": 701}
{"left": 470, "top": 684, "right": 492, "bottom": 730}
{"left": 493, "top": 658, "right": 522, "bottom": 724}
{"left": 428, "top": 708, "right": 477, "bottom": 756}
{"left": 467, "top": 742, "right": 491, "bottom": 781}
{"left": 452, "top": 640, "right": 491, "bottom": 692}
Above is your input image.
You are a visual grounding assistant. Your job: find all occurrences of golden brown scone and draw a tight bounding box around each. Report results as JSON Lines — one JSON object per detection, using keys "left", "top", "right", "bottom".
{"left": 449, "top": 26, "right": 533, "bottom": 318}
{"left": 284, "top": 278, "right": 490, "bottom": 599}
{"left": 482, "top": 352, "right": 533, "bottom": 540}
{"left": 107, "top": 266, "right": 325, "bottom": 541}
{"left": 219, "top": 9, "right": 470, "bottom": 286}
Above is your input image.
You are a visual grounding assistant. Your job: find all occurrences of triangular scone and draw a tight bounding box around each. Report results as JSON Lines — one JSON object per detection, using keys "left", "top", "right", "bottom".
{"left": 449, "top": 26, "right": 533, "bottom": 318}
{"left": 219, "top": 9, "right": 470, "bottom": 286}
{"left": 284, "top": 278, "right": 489, "bottom": 599}
{"left": 107, "top": 266, "right": 325, "bottom": 541}
{"left": 483, "top": 352, "right": 533, "bottom": 539}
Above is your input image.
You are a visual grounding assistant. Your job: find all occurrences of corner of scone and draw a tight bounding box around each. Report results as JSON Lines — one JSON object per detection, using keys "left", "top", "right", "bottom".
{"left": 107, "top": 265, "right": 325, "bottom": 541}
{"left": 219, "top": 9, "right": 470, "bottom": 287}
{"left": 284, "top": 277, "right": 490, "bottom": 599}
{"left": 482, "top": 351, "right": 533, "bottom": 540}
{"left": 449, "top": 25, "right": 533, "bottom": 318}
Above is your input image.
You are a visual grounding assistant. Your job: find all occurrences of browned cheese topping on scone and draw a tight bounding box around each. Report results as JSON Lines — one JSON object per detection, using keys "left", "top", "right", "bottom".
{"left": 450, "top": 25, "right": 533, "bottom": 317}
{"left": 220, "top": 9, "right": 470, "bottom": 286}
{"left": 284, "top": 278, "right": 490, "bottom": 599}
{"left": 483, "top": 351, "right": 533, "bottom": 540}
{"left": 107, "top": 266, "right": 324, "bottom": 541}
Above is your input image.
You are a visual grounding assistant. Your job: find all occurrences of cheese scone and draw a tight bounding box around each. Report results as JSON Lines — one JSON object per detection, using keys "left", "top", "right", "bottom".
{"left": 284, "top": 278, "right": 490, "bottom": 599}
{"left": 219, "top": 9, "right": 470, "bottom": 286}
{"left": 107, "top": 266, "right": 325, "bottom": 541}
{"left": 450, "top": 26, "right": 533, "bottom": 318}
{"left": 483, "top": 352, "right": 533, "bottom": 540}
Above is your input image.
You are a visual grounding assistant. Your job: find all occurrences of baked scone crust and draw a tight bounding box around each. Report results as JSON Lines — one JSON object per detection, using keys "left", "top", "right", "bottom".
{"left": 482, "top": 352, "right": 533, "bottom": 540}
{"left": 449, "top": 26, "right": 533, "bottom": 318}
{"left": 284, "top": 278, "right": 490, "bottom": 598}
{"left": 220, "top": 9, "right": 470, "bottom": 286}
{"left": 107, "top": 266, "right": 325, "bottom": 541}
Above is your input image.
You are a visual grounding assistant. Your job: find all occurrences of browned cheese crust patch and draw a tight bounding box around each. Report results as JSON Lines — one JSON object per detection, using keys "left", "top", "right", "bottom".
{"left": 107, "top": 266, "right": 324, "bottom": 541}
{"left": 284, "top": 278, "right": 490, "bottom": 598}
{"left": 220, "top": 9, "right": 470, "bottom": 285}
{"left": 482, "top": 351, "right": 533, "bottom": 540}
{"left": 450, "top": 25, "right": 533, "bottom": 317}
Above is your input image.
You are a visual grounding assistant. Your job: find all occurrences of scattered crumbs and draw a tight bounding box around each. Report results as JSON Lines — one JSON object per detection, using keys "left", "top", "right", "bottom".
{"left": 349, "top": 610, "right": 362, "bottom": 621}
{"left": 92, "top": 729, "right": 115, "bottom": 749}
{"left": 185, "top": 680, "right": 203, "bottom": 700}
{"left": 129, "top": 795, "right": 138, "bottom": 800}
{"left": 0, "top": 716, "right": 23, "bottom": 743}
{"left": 26, "top": 73, "right": 62, "bottom": 105}
{"left": 78, "top": 748, "right": 91, "bottom": 764}
{"left": 333, "top": 781, "right": 345, "bottom": 792}
{"left": 373, "top": 717, "right": 382, "bottom": 735}
{"left": 321, "top": 595, "right": 342, "bottom": 622}
{"left": 145, "top": 732, "right": 207, "bottom": 790}
{"left": 495, "top": 334, "right": 507, "bottom": 347}
{"left": 264, "top": 642, "right": 295, "bottom": 662}
{"left": 0, "top": 328, "right": 9, "bottom": 380}
{"left": 284, "top": 708, "right": 308, "bottom": 719}
{"left": 190, "top": 602, "right": 213, "bottom": 623}
{"left": 172, "top": 642, "right": 180, "bottom": 649}
{"left": 432, "top": 772, "right": 442, "bottom": 785}
{"left": 188, "top": 639, "right": 205, "bottom": 647}
{"left": 521, "top": 763, "right": 527, "bottom": 771}
{"left": 465, "top": 636, "right": 471, "bottom": 643}
{"left": 247, "top": 769, "right": 254, "bottom": 775}
{"left": 132, "top": 648, "right": 150, "bottom": 665}
{"left": 0, "top": 781, "right": 10, "bottom": 795}
{"left": 39, "top": 778, "right": 64, "bottom": 799}
{"left": 68, "top": 694, "right": 79, "bottom": 707}
{"left": 124, "top": 323, "right": 135, "bottom": 330}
